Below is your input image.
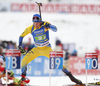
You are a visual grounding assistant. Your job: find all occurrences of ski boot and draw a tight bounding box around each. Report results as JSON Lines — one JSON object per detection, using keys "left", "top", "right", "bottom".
{"left": 20, "top": 75, "right": 30, "bottom": 85}
{"left": 21, "top": 66, "right": 27, "bottom": 81}
{"left": 21, "top": 74, "right": 26, "bottom": 81}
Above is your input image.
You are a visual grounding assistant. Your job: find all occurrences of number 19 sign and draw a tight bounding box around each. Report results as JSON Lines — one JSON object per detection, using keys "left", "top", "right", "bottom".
{"left": 85, "top": 53, "right": 98, "bottom": 69}
{"left": 50, "top": 51, "right": 63, "bottom": 69}
{"left": 5, "top": 49, "right": 21, "bottom": 69}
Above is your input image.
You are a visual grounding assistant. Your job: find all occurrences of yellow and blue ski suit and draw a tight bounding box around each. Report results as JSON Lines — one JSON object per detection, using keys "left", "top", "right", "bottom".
{"left": 19, "top": 21, "right": 68, "bottom": 75}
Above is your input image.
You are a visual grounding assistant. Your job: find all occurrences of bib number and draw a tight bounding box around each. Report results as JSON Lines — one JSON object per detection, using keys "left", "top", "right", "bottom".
{"left": 35, "top": 34, "right": 46, "bottom": 40}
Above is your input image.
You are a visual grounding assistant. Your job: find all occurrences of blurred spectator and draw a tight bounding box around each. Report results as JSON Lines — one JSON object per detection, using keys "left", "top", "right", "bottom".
{"left": 95, "top": 47, "right": 100, "bottom": 55}
{"left": 0, "top": 46, "right": 5, "bottom": 61}
{"left": 71, "top": 49, "right": 77, "bottom": 56}
{"left": 64, "top": 49, "right": 70, "bottom": 70}
{"left": 0, "top": 38, "right": 33, "bottom": 54}
{"left": 0, "top": 40, "right": 17, "bottom": 52}
{"left": 13, "top": 42, "right": 17, "bottom": 49}
{"left": 7, "top": 41, "right": 14, "bottom": 49}
{"left": 27, "top": 37, "right": 33, "bottom": 51}
{"left": 55, "top": 38, "right": 61, "bottom": 46}
{"left": 64, "top": 49, "right": 70, "bottom": 60}
{"left": 55, "top": 38, "right": 63, "bottom": 51}
{"left": 1, "top": 41, "right": 7, "bottom": 49}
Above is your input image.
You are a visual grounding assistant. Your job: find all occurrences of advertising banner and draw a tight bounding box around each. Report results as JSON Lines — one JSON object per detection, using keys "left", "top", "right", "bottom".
{"left": 69, "top": 56, "right": 100, "bottom": 75}
{"left": 11, "top": 3, "right": 100, "bottom": 14}
{"left": 11, "top": 55, "right": 62, "bottom": 76}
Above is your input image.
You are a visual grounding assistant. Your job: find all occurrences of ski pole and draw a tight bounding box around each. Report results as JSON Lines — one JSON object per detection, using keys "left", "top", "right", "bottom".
{"left": 35, "top": 2, "right": 42, "bottom": 20}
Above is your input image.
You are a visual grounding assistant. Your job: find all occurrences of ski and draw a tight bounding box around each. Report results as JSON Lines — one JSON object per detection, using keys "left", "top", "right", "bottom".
{"left": 64, "top": 82, "right": 100, "bottom": 86}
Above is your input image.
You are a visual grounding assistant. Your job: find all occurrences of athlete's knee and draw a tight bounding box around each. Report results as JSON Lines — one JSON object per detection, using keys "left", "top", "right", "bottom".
{"left": 21, "top": 62, "right": 27, "bottom": 69}
{"left": 63, "top": 65, "right": 66, "bottom": 69}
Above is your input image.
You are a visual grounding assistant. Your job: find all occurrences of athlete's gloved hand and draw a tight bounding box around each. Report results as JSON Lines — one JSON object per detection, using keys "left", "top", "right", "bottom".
{"left": 44, "top": 22, "right": 50, "bottom": 28}
{"left": 41, "top": 21, "right": 50, "bottom": 28}
{"left": 18, "top": 46, "right": 26, "bottom": 55}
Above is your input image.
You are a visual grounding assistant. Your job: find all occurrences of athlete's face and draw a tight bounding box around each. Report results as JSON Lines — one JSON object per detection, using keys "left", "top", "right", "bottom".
{"left": 33, "top": 22, "right": 41, "bottom": 29}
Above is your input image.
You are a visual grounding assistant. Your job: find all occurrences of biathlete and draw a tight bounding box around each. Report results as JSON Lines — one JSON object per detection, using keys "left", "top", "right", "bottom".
{"left": 18, "top": 14, "right": 83, "bottom": 85}
{"left": 0, "top": 67, "right": 30, "bottom": 86}
{"left": 0, "top": 59, "right": 30, "bottom": 86}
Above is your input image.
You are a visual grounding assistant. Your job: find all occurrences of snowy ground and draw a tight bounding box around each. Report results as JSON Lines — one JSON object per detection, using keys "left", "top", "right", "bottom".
{"left": 1, "top": 75, "right": 100, "bottom": 86}
{"left": 0, "top": 12, "right": 100, "bottom": 57}
{"left": 28, "top": 75, "right": 100, "bottom": 86}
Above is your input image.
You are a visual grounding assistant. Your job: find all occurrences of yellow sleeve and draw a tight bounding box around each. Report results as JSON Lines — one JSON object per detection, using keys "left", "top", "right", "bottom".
{"left": 20, "top": 25, "right": 33, "bottom": 37}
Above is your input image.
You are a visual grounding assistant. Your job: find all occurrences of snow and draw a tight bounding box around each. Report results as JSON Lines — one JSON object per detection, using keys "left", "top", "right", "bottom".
{"left": 0, "top": 12, "right": 100, "bottom": 85}
{"left": 2, "top": 75, "right": 100, "bottom": 86}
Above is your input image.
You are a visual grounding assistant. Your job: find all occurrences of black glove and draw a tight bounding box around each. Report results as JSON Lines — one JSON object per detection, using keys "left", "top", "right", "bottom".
{"left": 18, "top": 46, "right": 26, "bottom": 55}
{"left": 41, "top": 22, "right": 50, "bottom": 28}
{"left": 44, "top": 22, "right": 50, "bottom": 28}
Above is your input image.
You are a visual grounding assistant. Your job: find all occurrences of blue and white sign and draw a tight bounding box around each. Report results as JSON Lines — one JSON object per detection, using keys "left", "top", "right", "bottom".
{"left": 50, "top": 51, "right": 63, "bottom": 69}
{"left": 50, "top": 57, "right": 63, "bottom": 69}
{"left": 6, "top": 56, "right": 12, "bottom": 69}
{"left": 5, "top": 49, "right": 21, "bottom": 69}
{"left": 6, "top": 56, "right": 21, "bottom": 69}
{"left": 85, "top": 53, "right": 98, "bottom": 69}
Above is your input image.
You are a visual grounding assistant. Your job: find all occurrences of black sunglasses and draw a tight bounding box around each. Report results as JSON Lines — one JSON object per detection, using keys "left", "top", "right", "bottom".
{"left": 33, "top": 17, "right": 39, "bottom": 20}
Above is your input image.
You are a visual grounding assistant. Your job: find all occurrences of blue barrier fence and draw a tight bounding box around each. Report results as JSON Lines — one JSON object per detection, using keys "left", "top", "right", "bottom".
{"left": 8, "top": 55, "right": 63, "bottom": 76}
